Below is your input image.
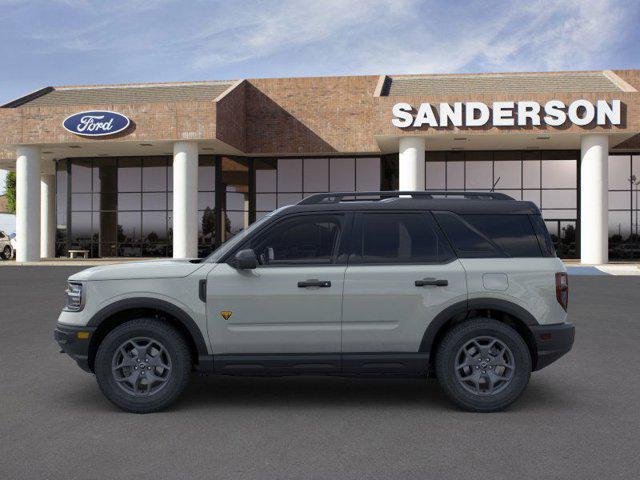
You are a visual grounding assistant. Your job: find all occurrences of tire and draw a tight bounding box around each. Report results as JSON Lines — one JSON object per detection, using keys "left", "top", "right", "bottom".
{"left": 435, "top": 318, "right": 531, "bottom": 412}
{"left": 2, "top": 246, "right": 11, "bottom": 260}
{"left": 94, "top": 318, "right": 192, "bottom": 413}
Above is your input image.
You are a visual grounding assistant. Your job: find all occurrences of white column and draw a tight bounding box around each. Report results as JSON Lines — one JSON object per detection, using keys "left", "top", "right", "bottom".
{"left": 399, "top": 137, "right": 425, "bottom": 191}
{"left": 16, "top": 146, "right": 41, "bottom": 262}
{"left": 172, "top": 141, "right": 198, "bottom": 258}
{"left": 40, "top": 172, "right": 56, "bottom": 259}
{"left": 580, "top": 134, "right": 609, "bottom": 264}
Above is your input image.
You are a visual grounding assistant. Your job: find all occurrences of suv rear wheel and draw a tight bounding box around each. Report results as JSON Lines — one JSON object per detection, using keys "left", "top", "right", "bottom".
{"left": 435, "top": 318, "right": 531, "bottom": 412}
{"left": 94, "top": 318, "right": 192, "bottom": 413}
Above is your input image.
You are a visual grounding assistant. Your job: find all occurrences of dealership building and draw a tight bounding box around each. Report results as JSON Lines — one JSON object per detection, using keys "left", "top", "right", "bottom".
{"left": 1, "top": 69, "right": 639, "bottom": 263}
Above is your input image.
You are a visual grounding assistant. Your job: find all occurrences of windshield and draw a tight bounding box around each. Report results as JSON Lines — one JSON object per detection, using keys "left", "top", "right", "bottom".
{"left": 204, "top": 207, "right": 289, "bottom": 263}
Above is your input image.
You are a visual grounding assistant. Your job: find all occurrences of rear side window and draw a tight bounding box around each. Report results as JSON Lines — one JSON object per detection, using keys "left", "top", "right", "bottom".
{"left": 529, "top": 214, "right": 556, "bottom": 257}
{"left": 461, "top": 214, "right": 543, "bottom": 257}
{"left": 433, "top": 212, "right": 502, "bottom": 258}
{"left": 352, "top": 212, "right": 454, "bottom": 264}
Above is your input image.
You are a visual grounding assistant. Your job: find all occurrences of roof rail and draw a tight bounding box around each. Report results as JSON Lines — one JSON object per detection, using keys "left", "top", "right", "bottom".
{"left": 298, "top": 191, "right": 514, "bottom": 205}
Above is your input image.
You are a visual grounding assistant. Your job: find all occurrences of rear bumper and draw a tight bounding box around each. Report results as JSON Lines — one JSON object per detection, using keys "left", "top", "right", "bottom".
{"left": 531, "top": 322, "right": 575, "bottom": 371}
{"left": 54, "top": 324, "right": 96, "bottom": 373}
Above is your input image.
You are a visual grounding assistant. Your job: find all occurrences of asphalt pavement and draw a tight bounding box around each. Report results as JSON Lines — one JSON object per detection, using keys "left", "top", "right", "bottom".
{"left": 0, "top": 267, "right": 639, "bottom": 480}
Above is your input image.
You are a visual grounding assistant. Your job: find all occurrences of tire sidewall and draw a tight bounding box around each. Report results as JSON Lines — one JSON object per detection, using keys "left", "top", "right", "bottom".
{"left": 95, "top": 320, "right": 191, "bottom": 413}
{"left": 436, "top": 319, "right": 531, "bottom": 412}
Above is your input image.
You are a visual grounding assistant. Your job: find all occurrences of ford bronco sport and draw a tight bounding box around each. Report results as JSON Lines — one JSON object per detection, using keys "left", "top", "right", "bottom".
{"left": 55, "top": 191, "right": 574, "bottom": 413}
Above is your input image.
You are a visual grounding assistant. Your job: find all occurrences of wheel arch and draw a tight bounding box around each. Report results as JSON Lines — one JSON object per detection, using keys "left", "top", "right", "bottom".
{"left": 421, "top": 298, "right": 539, "bottom": 370}
{"left": 86, "top": 298, "right": 209, "bottom": 372}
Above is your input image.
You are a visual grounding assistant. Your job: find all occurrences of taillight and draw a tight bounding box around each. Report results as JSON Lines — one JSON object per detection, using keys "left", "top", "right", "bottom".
{"left": 555, "top": 272, "right": 569, "bottom": 311}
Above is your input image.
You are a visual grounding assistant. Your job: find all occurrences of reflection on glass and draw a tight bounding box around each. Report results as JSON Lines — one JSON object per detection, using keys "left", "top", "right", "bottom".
{"left": 465, "top": 161, "right": 492, "bottom": 189}
{"left": 118, "top": 158, "right": 141, "bottom": 192}
{"left": 329, "top": 158, "right": 355, "bottom": 191}
{"left": 304, "top": 158, "right": 328, "bottom": 192}
{"left": 356, "top": 157, "right": 381, "bottom": 191}
{"left": 426, "top": 162, "right": 445, "bottom": 189}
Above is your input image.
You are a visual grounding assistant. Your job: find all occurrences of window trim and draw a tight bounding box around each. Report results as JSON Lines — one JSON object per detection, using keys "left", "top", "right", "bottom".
{"left": 348, "top": 210, "right": 457, "bottom": 266}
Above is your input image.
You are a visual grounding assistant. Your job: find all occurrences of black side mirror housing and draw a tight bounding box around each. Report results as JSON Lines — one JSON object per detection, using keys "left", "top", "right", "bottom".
{"left": 232, "top": 249, "right": 258, "bottom": 270}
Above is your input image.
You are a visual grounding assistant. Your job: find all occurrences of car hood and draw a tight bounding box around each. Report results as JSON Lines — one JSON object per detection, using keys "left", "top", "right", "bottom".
{"left": 69, "top": 259, "right": 206, "bottom": 281}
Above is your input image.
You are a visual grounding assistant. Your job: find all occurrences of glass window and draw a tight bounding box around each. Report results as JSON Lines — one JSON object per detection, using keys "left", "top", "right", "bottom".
{"left": 462, "top": 214, "right": 542, "bottom": 257}
{"left": 71, "top": 194, "right": 92, "bottom": 211}
{"left": 330, "top": 158, "right": 355, "bottom": 191}
{"left": 609, "top": 191, "right": 631, "bottom": 210}
{"left": 523, "top": 160, "right": 540, "bottom": 188}
{"left": 434, "top": 211, "right": 502, "bottom": 258}
{"left": 118, "top": 212, "right": 141, "bottom": 242}
{"left": 118, "top": 158, "right": 142, "bottom": 192}
{"left": 609, "top": 155, "right": 631, "bottom": 190}
{"left": 277, "top": 159, "right": 302, "bottom": 192}
{"left": 117, "top": 193, "right": 141, "bottom": 211}
{"left": 143, "top": 157, "right": 167, "bottom": 192}
{"left": 198, "top": 156, "right": 215, "bottom": 191}
{"left": 530, "top": 214, "right": 556, "bottom": 257}
{"left": 142, "top": 211, "right": 167, "bottom": 242}
{"left": 523, "top": 189, "right": 541, "bottom": 207}
{"left": 355, "top": 213, "right": 454, "bottom": 264}
{"left": 143, "top": 193, "right": 168, "bottom": 211}
{"left": 71, "top": 159, "right": 92, "bottom": 192}
{"left": 541, "top": 160, "right": 576, "bottom": 188}
{"left": 465, "top": 161, "right": 492, "bottom": 189}
{"left": 304, "top": 158, "right": 329, "bottom": 192}
{"left": 446, "top": 161, "right": 464, "bottom": 189}
{"left": 356, "top": 157, "right": 380, "bottom": 191}
{"left": 542, "top": 190, "right": 576, "bottom": 209}
{"left": 256, "top": 159, "right": 277, "bottom": 192}
{"left": 494, "top": 161, "right": 521, "bottom": 189}
{"left": 251, "top": 215, "right": 342, "bottom": 265}
{"left": 426, "top": 161, "right": 445, "bottom": 189}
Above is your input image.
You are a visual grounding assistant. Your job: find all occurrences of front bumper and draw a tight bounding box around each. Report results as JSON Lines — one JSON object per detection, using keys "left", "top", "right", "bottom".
{"left": 531, "top": 322, "right": 575, "bottom": 371}
{"left": 54, "top": 324, "right": 96, "bottom": 373}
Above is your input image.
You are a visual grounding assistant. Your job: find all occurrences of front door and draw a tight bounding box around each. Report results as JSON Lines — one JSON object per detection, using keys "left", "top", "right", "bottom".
{"left": 341, "top": 212, "right": 467, "bottom": 366}
{"left": 206, "top": 213, "right": 348, "bottom": 358}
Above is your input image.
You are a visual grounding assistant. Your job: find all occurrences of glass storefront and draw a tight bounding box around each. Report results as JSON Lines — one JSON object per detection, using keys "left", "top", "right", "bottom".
{"left": 54, "top": 152, "right": 640, "bottom": 260}
{"left": 56, "top": 155, "right": 382, "bottom": 258}
{"left": 608, "top": 154, "right": 640, "bottom": 260}
{"left": 422, "top": 150, "right": 578, "bottom": 258}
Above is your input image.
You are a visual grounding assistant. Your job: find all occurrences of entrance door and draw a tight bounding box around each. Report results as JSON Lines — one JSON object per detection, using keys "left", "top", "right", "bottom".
{"left": 341, "top": 212, "right": 467, "bottom": 369}
{"left": 206, "top": 213, "right": 347, "bottom": 359}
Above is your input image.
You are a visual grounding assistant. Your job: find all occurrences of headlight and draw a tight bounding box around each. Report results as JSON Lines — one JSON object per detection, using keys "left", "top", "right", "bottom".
{"left": 64, "top": 282, "right": 84, "bottom": 311}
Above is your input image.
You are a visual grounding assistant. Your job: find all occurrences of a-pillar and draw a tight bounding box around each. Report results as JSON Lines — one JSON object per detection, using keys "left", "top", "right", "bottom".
{"left": 16, "top": 146, "right": 41, "bottom": 262}
{"left": 580, "top": 134, "right": 609, "bottom": 264}
{"left": 172, "top": 141, "right": 198, "bottom": 258}
{"left": 40, "top": 161, "right": 56, "bottom": 259}
{"left": 399, "top": 137, "right": 425, "bottom": 191}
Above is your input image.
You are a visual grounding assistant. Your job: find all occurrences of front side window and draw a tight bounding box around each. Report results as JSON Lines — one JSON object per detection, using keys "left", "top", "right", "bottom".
{"left": 352, "top": 212, "right": 454, "bottom": 264}
{"left": 250, "top": 214, "right": 343, "bottom": 266}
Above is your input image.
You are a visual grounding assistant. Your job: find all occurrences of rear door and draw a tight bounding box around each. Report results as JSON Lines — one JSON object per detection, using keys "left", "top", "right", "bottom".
{"left": 206, "top": 213, "right": 348, "bottom": 355}
{"left": 341, "top": 211, "right": 467, "bottom": 358}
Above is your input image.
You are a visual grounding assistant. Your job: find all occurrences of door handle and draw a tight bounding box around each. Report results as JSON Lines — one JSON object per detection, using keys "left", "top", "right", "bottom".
{"left": 415, "top": 278, "right": 448, "bottom": 287}
{"left": 297, "top": 279, "right": 332, "bottom": 288}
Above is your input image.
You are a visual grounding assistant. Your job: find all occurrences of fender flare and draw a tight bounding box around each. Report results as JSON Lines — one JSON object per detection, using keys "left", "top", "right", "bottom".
{"left": 87, "top": 297, "right": 209, "bottom": 356}
{"left": 419, "top": 298, "right": 538, "bottom": 353}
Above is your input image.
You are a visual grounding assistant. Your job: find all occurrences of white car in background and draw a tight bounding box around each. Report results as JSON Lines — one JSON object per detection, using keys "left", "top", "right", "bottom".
{"left": 0, "top": 230, "right": 14, "bottom": 260}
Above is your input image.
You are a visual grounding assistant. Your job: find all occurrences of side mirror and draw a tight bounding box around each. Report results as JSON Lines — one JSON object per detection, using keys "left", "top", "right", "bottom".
{"left": 232, "top": 249, "right": 258, "bottom": 270}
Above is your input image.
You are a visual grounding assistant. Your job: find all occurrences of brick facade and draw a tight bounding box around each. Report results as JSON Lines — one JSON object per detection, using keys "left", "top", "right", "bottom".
{"left": 0, "top": 70, "right": 638, "bottom": 158}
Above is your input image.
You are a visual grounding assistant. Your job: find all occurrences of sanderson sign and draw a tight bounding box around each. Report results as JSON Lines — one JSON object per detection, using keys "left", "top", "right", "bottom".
{"left": 391, "top": 99, "right": 622, "bottom": 128}
{"left": 63, "top": 110, "right": 131, "bottom": 137}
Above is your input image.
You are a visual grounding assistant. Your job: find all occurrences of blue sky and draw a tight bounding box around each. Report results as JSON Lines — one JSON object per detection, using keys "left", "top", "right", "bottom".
{"left": 1, "top": 0, "right": 639, "bottom": 191}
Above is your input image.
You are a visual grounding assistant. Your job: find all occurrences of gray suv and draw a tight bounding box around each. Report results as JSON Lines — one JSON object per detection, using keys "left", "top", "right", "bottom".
{"left": 55, "top": 191, "right": 574, "bottom": 413}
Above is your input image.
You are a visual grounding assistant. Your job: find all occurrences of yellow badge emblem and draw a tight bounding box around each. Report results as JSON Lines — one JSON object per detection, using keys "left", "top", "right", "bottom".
{"left": 220, "top": 311, "right": 233, "bottom": 320}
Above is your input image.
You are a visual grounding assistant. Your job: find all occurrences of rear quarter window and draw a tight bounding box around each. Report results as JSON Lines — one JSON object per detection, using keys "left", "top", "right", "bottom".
{"left": 461, "top": 214, "right": 543, "bottom": 257}
{"left": 434, "top": 212, "right": 545, "bottom": 258}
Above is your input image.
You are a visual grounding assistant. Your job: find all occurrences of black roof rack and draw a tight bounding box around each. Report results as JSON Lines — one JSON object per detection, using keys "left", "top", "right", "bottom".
{"left": 298, "top": 191, "right": 514, "bottom": 205}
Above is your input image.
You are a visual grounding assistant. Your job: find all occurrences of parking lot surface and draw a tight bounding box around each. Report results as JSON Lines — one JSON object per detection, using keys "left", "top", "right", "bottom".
{"left": 1, "top": 267, "right": 639, "bottom": 480}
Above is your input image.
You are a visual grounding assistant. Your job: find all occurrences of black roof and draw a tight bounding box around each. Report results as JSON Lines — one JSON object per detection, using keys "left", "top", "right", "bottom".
{"left": 278, "top": 191, "right": 540, "bottom": 216}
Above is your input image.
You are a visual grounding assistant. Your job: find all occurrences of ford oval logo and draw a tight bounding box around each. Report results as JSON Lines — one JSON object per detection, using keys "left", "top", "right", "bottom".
{"left": 62, "top": 110, "right": 130, "bottom": 137}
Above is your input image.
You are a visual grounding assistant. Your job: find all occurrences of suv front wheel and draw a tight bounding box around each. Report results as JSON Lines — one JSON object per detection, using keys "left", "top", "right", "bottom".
{"left": 94, "top": 318, "right": 192, "bottom": 413}
{"left": 436, "top": 318, "right": 531, "bottom": 412}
